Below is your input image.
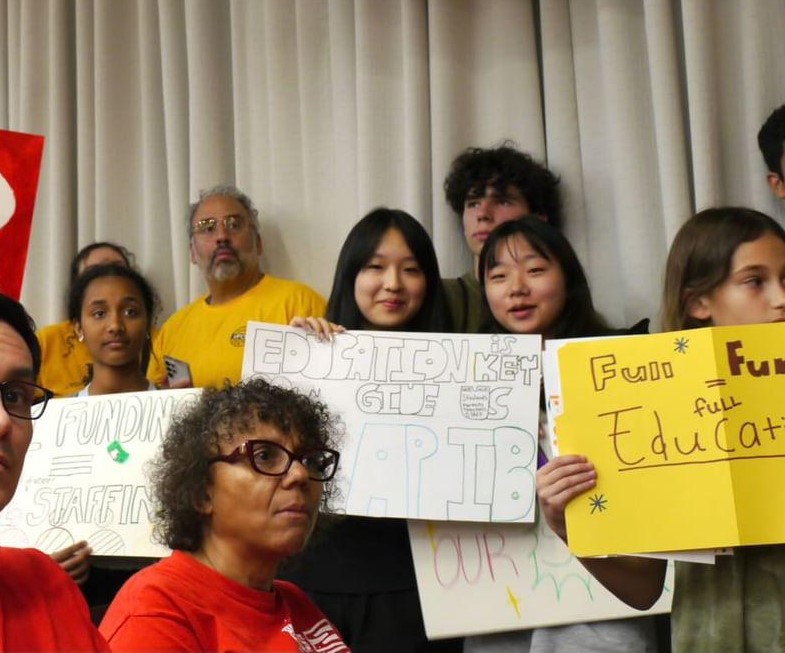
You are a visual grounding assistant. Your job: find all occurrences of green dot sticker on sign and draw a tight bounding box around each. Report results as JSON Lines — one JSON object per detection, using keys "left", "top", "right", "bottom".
{"left": 107, "top": 440, "right": 129, "bottom": 463}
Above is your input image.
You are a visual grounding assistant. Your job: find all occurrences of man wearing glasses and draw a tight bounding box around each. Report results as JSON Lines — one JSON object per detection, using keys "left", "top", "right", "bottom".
{"left": 148, "top": 184, "right": 326, "bottom": 389}
{"left": 0, "top": 294, "right": 108, "bottom": 650}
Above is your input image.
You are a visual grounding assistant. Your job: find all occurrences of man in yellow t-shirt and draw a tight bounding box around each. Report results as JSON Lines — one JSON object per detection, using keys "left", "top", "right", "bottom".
{"left": 148, "top": 185, "right": 325, "bottom": 389}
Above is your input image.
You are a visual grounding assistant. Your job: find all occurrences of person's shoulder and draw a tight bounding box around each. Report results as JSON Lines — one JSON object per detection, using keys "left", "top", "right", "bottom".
{"left": 442, "top": 272, "right": 479, "bottom": 293}
{"left": 274, "top": 578, "right": 311, "bottom": 599}
{"left": 100, "top": 557, "right": 198, "bottom": 649}
{"left": 604, "top": 317, "right": 651, "bottom": 336}
{"left": 273, "top": 579, "right": 325, "bottom": 615}
{"left": 0, "top": 547, "right": 78, "bottom": 594}
{"left": 104, "top": 557, "right": 187, "bottom": 615}
{"left": 442, "top": 272, "right": 482, "bottom": 333}
{"left": 261, "top": 274, "right": 322, "bottom": 295}
{"left": 442, "top": 277, "right": 460, "bottom": 288}
{"left": 121, "top": 555, "right": 182, "bottom": 590}
{"left": 37, "top": 320, "right": 73, "bottom": 343}
{"left": 257, "top": 275, "right": 326, "bottom": 309}
{"left": 0, "top": 548, "right": 110, "bottom": 651}
{"left": 157, "top": 295, "right": 209, "bottom": 331}
{"left": 0, "top": 546, "right": 60, "bottom": 570}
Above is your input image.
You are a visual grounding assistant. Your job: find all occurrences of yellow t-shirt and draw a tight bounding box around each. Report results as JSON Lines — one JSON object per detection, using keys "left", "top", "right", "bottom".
{"left": 37, "top": 321, "right": 92, "bottom": 397}
{"left": 148, "top": 274, "right": 326, "bottom": 388}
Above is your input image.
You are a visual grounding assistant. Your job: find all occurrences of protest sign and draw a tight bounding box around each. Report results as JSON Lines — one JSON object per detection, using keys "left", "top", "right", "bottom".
{"left": 409, "top": 519, "right": 673, "bottom": 637}
{"left": 555, "top": 323, "right": 785, "bottom": 556}
{"left": 0, "top": 389, "right": 200, "bottom": 557}
{"left": 242, "top": 324, "right": 542, "bottom": 522}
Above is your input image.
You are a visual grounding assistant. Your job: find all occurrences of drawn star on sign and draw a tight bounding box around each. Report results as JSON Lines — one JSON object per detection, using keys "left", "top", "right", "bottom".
{"left": 589, "top": 493, "right": 607, "bottom": 514}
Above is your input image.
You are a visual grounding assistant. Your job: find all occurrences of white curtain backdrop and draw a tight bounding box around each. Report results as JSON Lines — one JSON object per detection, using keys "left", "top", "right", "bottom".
{"left": 3, "top": 0, "right": 785, "bottom": 331}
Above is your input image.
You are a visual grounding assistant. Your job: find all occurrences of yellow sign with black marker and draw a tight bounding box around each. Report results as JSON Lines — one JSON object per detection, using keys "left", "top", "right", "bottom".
{"left": 555, "top": 322, "right": 785, "bottom": 557}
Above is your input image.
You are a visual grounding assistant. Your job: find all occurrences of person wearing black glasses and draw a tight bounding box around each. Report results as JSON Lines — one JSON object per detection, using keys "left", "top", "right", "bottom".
{"left": 0, "top": 293, "right": 109, "bottom": 651}
{"left": 99, "top": 378, "right": 349, "bottom": 652}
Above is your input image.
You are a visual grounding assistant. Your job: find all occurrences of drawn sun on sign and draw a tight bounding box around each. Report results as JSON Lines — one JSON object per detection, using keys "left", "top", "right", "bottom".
{"left": 673, "top": 337, "right": 689, "bottom": 354}
{"left": 589, "top": 493, "right": 607, "bottom": 514}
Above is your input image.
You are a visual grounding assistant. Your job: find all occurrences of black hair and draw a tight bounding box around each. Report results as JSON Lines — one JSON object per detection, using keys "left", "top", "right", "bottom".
{"left": 444, "top": 142, "right": 562, "bottom": 230}
{"left": 0, "top": 294, "right": 41, "bottom": 378}
{"left": 326, "top": 208, "right": 451, "bottom": 332}
{"left": 68, "top": 264, "right": 159, "bottom": 377}
{"left": 758, "top": 105, "right": 785, "bottom": 177}
{"left": 68, "top": 242, "right": 133, "bottom": 287}
{"left": 478, "top": 216, "right": 608, "bottom": 338}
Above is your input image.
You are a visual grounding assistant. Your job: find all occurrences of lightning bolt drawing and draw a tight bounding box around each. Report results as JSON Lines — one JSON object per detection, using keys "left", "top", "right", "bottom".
{"left": 506, "top": 585, "right": 521, "bottom": 618}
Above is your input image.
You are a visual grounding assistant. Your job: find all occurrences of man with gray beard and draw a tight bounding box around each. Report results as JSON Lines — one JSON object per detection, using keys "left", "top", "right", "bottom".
{"left": 148, "top": 185, "right": 325, "bottom": 388}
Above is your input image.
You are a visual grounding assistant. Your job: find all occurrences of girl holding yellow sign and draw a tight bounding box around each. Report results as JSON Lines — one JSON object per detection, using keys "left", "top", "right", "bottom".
{"left": 467, "top": 216, "right": 657, "bottom": 652}
{"left": 538, "top": 207, "right": 785, "bottom": 653}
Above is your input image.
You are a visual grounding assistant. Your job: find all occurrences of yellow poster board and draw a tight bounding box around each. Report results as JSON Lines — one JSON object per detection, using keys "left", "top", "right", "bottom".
{"left": 555, "top": 322, "right": 785, "bottom": 557}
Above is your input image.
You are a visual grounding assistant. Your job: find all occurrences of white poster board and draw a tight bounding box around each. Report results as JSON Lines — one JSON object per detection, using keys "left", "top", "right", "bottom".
{"left": 242, "top": 324, "right": 542, "bottom": 523}
{"left": 409, "top": 519, "right": 673, "bottom": 638}
{"left": 0, "top": 388, "right": 200, "bottom": 557}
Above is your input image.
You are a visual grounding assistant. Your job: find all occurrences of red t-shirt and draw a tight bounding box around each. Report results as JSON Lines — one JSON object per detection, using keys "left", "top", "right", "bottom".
{"left": 0, "top": 547, "right": 108, "bottom": 652}
{"left": 100, "top": 550, "right": 350, "bottom": 652}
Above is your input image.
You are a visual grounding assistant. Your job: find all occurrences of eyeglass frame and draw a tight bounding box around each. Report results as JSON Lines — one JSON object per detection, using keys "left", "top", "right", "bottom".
{"left": 191, "top": 214, "right": 250, "bottom": 236}
{"left": 207, "top": 439, "right": 340, "bottom": 482}
{"left": 0, "top": 380, "right": 54, "bottom": 420}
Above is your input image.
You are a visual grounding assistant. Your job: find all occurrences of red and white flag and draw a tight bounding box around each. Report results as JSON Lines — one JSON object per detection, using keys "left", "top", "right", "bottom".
{"left": 0, "top": 130, "right": 45, "bottom": 299}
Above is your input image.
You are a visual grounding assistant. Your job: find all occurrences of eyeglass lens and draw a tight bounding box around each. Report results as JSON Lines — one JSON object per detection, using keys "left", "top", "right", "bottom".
{"left": 193, "top": 215, "right": 246, "bottom": 234}
{"left": 1, "top": 381, "right": 50, "bottom": 420}
{"left": 250, "top": 441, "right": 336, "bottom": 480}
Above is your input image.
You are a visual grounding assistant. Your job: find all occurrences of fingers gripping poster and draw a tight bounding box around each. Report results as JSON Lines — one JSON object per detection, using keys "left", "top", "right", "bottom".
{"left": 242, "top": 324, "right": 542, "bottom": 523}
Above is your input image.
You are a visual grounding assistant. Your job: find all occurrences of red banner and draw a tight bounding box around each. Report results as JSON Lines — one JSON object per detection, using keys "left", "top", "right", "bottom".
{"left": 0, "top": 130, "right": 45, "bottom": 299}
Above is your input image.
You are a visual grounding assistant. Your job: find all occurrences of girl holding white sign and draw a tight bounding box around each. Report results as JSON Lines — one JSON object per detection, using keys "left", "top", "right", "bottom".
{"left": 65, "top": 262, "right": 160, "bottom": 616}
{"left": 537, "top": 207, "right": 785, "bottom": 652}
{"left": 285, "top": 207, "right": 461, "bottom": 653}
{"left": 37, "top": 245, "right": 140, "bottom": 605}
{"left": 467, "top": 216, "right": 657, "bottom": 652}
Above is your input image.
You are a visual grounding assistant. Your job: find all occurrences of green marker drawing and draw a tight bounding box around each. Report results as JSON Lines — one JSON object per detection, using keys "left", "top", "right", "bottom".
{"left": 107, "top": 440, "right": 129, "bottom": 463}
